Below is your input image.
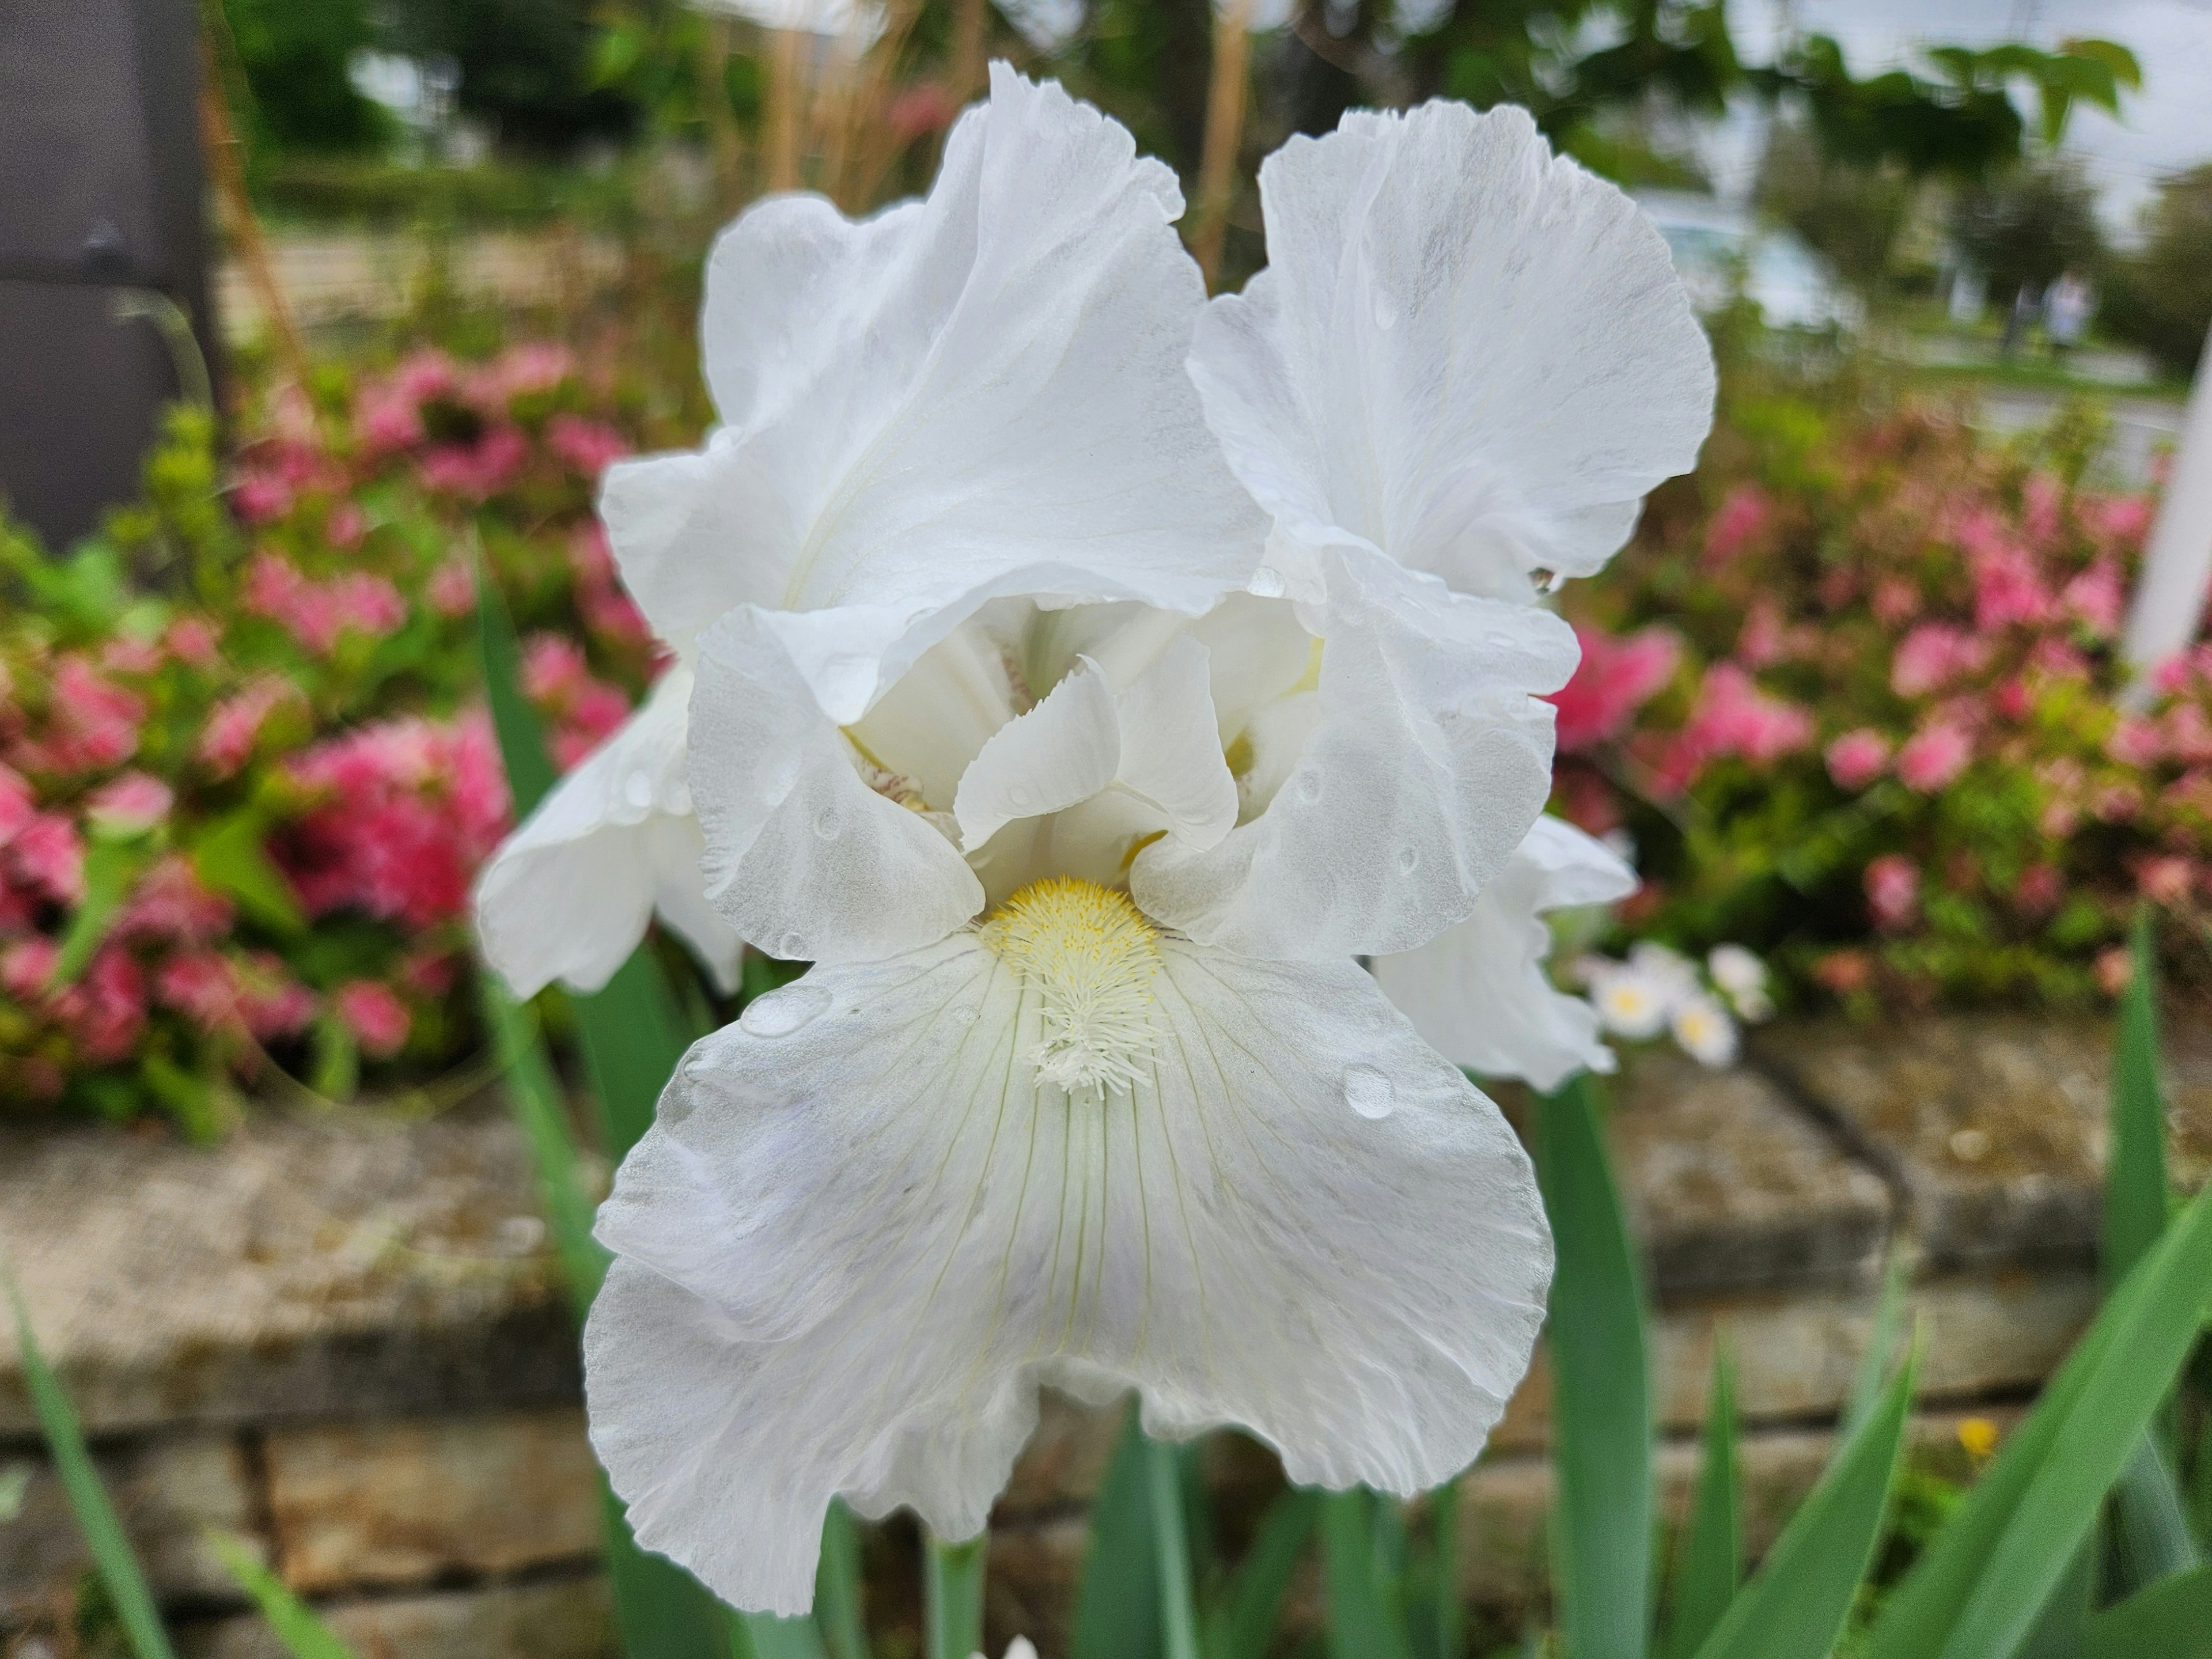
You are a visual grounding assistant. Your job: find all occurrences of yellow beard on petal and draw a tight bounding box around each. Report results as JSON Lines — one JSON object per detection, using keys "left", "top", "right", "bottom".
{"left": 980, "top": 877, "right": 1160, "bottom": 1098}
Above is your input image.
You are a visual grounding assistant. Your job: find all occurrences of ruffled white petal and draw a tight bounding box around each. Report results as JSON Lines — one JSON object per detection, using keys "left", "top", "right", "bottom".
{"left": 1188, "top": 100, "right": 1714, "bottom": 602}
{"left": 473, "top": 669, "right": 740, "bottom": 996}
{"left": 1371, "top": 815, "right": 1634, "bottom": 1090}
{"left": 605, "top": 65, "right": 1261, "bottom": 656}
{"left": 955, "top": 657, "right": 1122, "bottom": 851}
{"left": 1131, "top": 548, "right": 1576, "bottom": 958}
{"left": 688, "top": 607, "right": 984, "bottom": 964}
{"left": 586, "top": 933, "right": 1548, "bottom": 1614}
{"left": 1110, "top": 636, "right": 1238, "bottom": 849}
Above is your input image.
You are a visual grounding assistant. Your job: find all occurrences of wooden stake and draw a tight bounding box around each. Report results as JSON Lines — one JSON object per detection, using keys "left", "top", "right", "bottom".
{"left": 1191, "top": 0, "right": 1256, "bottom": 289}
{"left": 197, "top": 28, "right": 310, "bottom": 394}
{"left": 763, "top": 25, "right": 808, "bottom": 192}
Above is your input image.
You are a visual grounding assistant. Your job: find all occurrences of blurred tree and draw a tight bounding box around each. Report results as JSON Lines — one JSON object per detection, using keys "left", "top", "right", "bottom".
{"left": 217, "top": 0, "right": 392, "bottom": 153}
{"left": 1952, "top": 162, "right": 2104, "bottom": 313}
{"left": 1756, "top": 120, "right": 1912, "bottom": 297}
{"left": 2103, "top": 165, "right": 2212, "bottom": 380}
{"left": 381, "top": 0, "right": 641, "bottom": 152}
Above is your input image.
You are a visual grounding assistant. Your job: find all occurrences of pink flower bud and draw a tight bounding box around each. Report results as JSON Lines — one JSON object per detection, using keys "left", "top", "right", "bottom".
{"left": 1865, "top": 854, "right": 1920, "bottom": 931}
{"left": 1897, "top": 724, "right": 1972, "bottom": 792}
{"left": 1825, "top": 729, "right": 1891, "bottom": 791}
{"left": 335, "top": 980, "right": 411, "bottom": 1057}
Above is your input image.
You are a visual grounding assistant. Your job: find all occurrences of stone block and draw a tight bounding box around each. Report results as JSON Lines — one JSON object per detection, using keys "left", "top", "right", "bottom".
{"left": 263, "top": 1408, "right": 602, "bottom": 1593}
{"left": 177, "top": 1575, "right": 615, "bottom": 1659}
{"left": 0, "top": 1106, "right": 578, "bottom": 1438}
{"left": 1756, "top": 1015, "right": 2212, "bottom": 1272}
{"left": 0, "top": 1434, "right": 255, "bottom": 1623}
{"left": 1494, "top": 1269, "right": 2096, "bottom": 1450}
{"left": 999, "top": 1392, "right": 1125, "bottom": 1516}
{"left": 1609, "top": 1052, "right": 1893, "bottom": 1297}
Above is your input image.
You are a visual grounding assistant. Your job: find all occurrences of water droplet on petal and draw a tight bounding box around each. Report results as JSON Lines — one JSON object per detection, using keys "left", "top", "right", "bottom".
{"left": 1008, "top": 784, "right": 1033, "bottom": 810}
{"left": 952, "top": 1001, "right": 982, "bottom": 1027}
{"left": 741, "top": 983, "right": 830, "bottom": 1037}
{"left": 1397, "top": 846, "right": 1419, "bottom": 873}
{"left": 1297, "top": 771, "right": 1323, "bottom": 804}
{"left": 622, "top": 772, "right": 654, "bottom": 809}
{"left": 812, "top": 807, "right": 840, "bottom": 840}
{"left": 1343, "top": 1063, "right": 1396, "bottom": 1120}
{"left": 1372, "top": 291, "right": 1399, "bottom": 331}
{"left": 777, "top": 932, "right": 808, "bottom": 960}
{"left": 1248, "top": 565, "right": 1286, "bottom": 599}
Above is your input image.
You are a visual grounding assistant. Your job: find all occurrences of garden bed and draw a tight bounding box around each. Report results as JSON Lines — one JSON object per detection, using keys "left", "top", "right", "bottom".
{"left": 6, "top": 1013, "right": 2204, "bottom": 1658}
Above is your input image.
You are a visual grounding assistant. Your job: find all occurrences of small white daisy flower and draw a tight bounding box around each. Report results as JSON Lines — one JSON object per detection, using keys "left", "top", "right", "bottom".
{"left": 1671, "top": 992, "right": 1741, "bottom": 1068}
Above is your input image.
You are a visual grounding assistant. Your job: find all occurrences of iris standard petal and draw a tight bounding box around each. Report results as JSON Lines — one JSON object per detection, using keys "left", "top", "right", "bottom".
{"left": 1132, "top": 548, "right": 1577, "bottom": 959}
{"left": 472, "top": 669, "right": 740, "bottom": 996}
{"left": 606, "top": 64, "right": 1262, "bottom": 654}
{"left": 1371, "top": 815, "right": 1635, "bottom": 1089}
{"left": 1188, "top": 100, "right": 1714, "bottom": 602}
{"left": 690, "top": 607, "right": 985, "bottom": 964}
{"left": 586, "top": 909, "right": 1550, "bottom": 1615}
{"left": 955, "top": 658, "right": 1122, "bottom": 851}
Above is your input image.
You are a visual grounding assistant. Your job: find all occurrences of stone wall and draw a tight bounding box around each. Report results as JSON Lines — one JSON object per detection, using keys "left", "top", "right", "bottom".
{"left": 3, "top": 1016, "right": 2206, "bottom": 1658}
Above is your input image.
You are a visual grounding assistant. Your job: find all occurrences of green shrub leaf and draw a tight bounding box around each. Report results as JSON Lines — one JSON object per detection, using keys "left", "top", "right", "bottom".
{"left": 1690, "top": 1352, "right": 1914, "bottom": 1659}
{"left": 5, "top": 1272, "right": 177, "bottom": 1659}
{"left": 1665, "top": 1343, "right": 1740, "bottom": 1659}
{"left": 206, "top": 1531, "right": 359, "bottom": 1659}
{"left": 1535, "top": 1074, "right": 1654, "bottom": 1659}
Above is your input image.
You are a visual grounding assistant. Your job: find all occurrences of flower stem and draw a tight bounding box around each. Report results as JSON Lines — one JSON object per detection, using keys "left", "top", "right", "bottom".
{"left": 922, "top": 1531, "right": 987, "bottom": 1659}
{"left": 1143, "top": 1435, "right": 1202, "bottom": 1659}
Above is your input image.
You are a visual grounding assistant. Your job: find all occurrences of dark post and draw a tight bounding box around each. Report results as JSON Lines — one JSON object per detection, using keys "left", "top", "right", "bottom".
{"left": 0, "top": 0, "right": 218, "bottom": 551}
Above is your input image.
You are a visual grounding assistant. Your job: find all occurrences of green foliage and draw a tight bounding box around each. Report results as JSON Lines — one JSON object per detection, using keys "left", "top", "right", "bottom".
{"left": 1535, "top": 1074, "right": 1654, "bottom": 1659}
{"left": 2103, "top": 164, "right": 2212, "bottom": 381}
{"left": 1689, "top": 1356, "right": 1915, "bottom": 1659}
{"left": 6, "top": 1272, "right": 177, "bottom": 1659}
{"left": 217, "top": 0, "right": 392, "bottom": 155}
{"left": 1953, "top": 163, "right": 2107, "bottom": 304}
{"left": 1662, "top": 1347, "right": 1739, "bottom": 1659}
{"left": 205, "top": 1532, "right": 361, "bottom": 1658}
{"left": 379, "top": 0, "right": 641, "bottom": 152}
{"left": 923, "top": 1535, "right": 987, "bottom": 1659}
{"left": 1074, "top": 1407, "right": 1170, "bottom": 1659}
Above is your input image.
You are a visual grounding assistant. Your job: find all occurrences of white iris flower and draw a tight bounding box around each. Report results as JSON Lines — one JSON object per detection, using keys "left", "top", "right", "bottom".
{"left": 1179, "top": 96, "right": 1714, "bottom": 1084}
{"left": 475, "top": 66, "right": 1713, "bottom": 1618}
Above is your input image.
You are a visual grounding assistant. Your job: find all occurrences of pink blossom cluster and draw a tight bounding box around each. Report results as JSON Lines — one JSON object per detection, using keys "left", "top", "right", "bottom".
{"left": 1649, "top": 664, "right": 1815, "bottom": 794}
{"left": 243, "top": 554, "right": 407, "bottom": 655}
{"left": 279, "top": 713, "right": 512, "bottom": 930}
{"left": 522, "top": 634, "right": 635, "bottom": 769}
{"left": 1549, "top": 625, "right": 1680, "bottom": 752}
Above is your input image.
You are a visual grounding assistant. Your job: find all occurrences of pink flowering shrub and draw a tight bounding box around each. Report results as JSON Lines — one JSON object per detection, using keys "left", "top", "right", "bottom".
{"left": 1558, "top": 391, "right": 2186, "bottom": 1013}
{"left": 0, "top": 340, "right": 666, "bottom": 1126}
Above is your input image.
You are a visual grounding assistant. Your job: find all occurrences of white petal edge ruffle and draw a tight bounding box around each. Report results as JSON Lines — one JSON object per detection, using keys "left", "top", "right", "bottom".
{"left": 601, "top": 63, "right": 1262, "bottom": 660}
{"left": 472, "top": 668, "right": 741, "bottom": 997}
{"left": 1131, "top": 547, "right": 1577, "bottom": 959}
{"left": 585, "top": 936, "right": 1551, "bottom": 1614}
{"left": 1371, "top": 815, "right": 1636, "bottom": 1090}
{"left": 1187, "top": 100, "right": 1715, "bottom": 603}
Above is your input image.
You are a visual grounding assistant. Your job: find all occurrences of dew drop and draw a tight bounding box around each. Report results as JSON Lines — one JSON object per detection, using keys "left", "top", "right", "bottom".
{"left": 1372, "top": 291, "right": 1399, "bottom": 331}
{"left": 1396, "top": 846, "right": 1418, "bottom": 873}
{"left": 1297, "top": 770, "right": 1323, "bottom": 804}
{"left": 777, "top": 931, "right": 809, "bottom": 960}
{"left": 812, "top": 807, "right": 840, "bottom": 840}
{"left": 740, "top": 983, "right": 830, "bottom": 1037}
{"left": 1248, "top": 565, "right": 1286, "bottom": 599}
{"left": 1008, "top": 784, "right": 1033, "bottom": 810}
{"left": 1343, "top": 1063, "right": 1396, "bottom": 1120}
{"left": 952, "top": 1001, "right": 983, "bottom": 1027}
{"left": 622, "top": 771, "right": 655, "bottom": 810}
